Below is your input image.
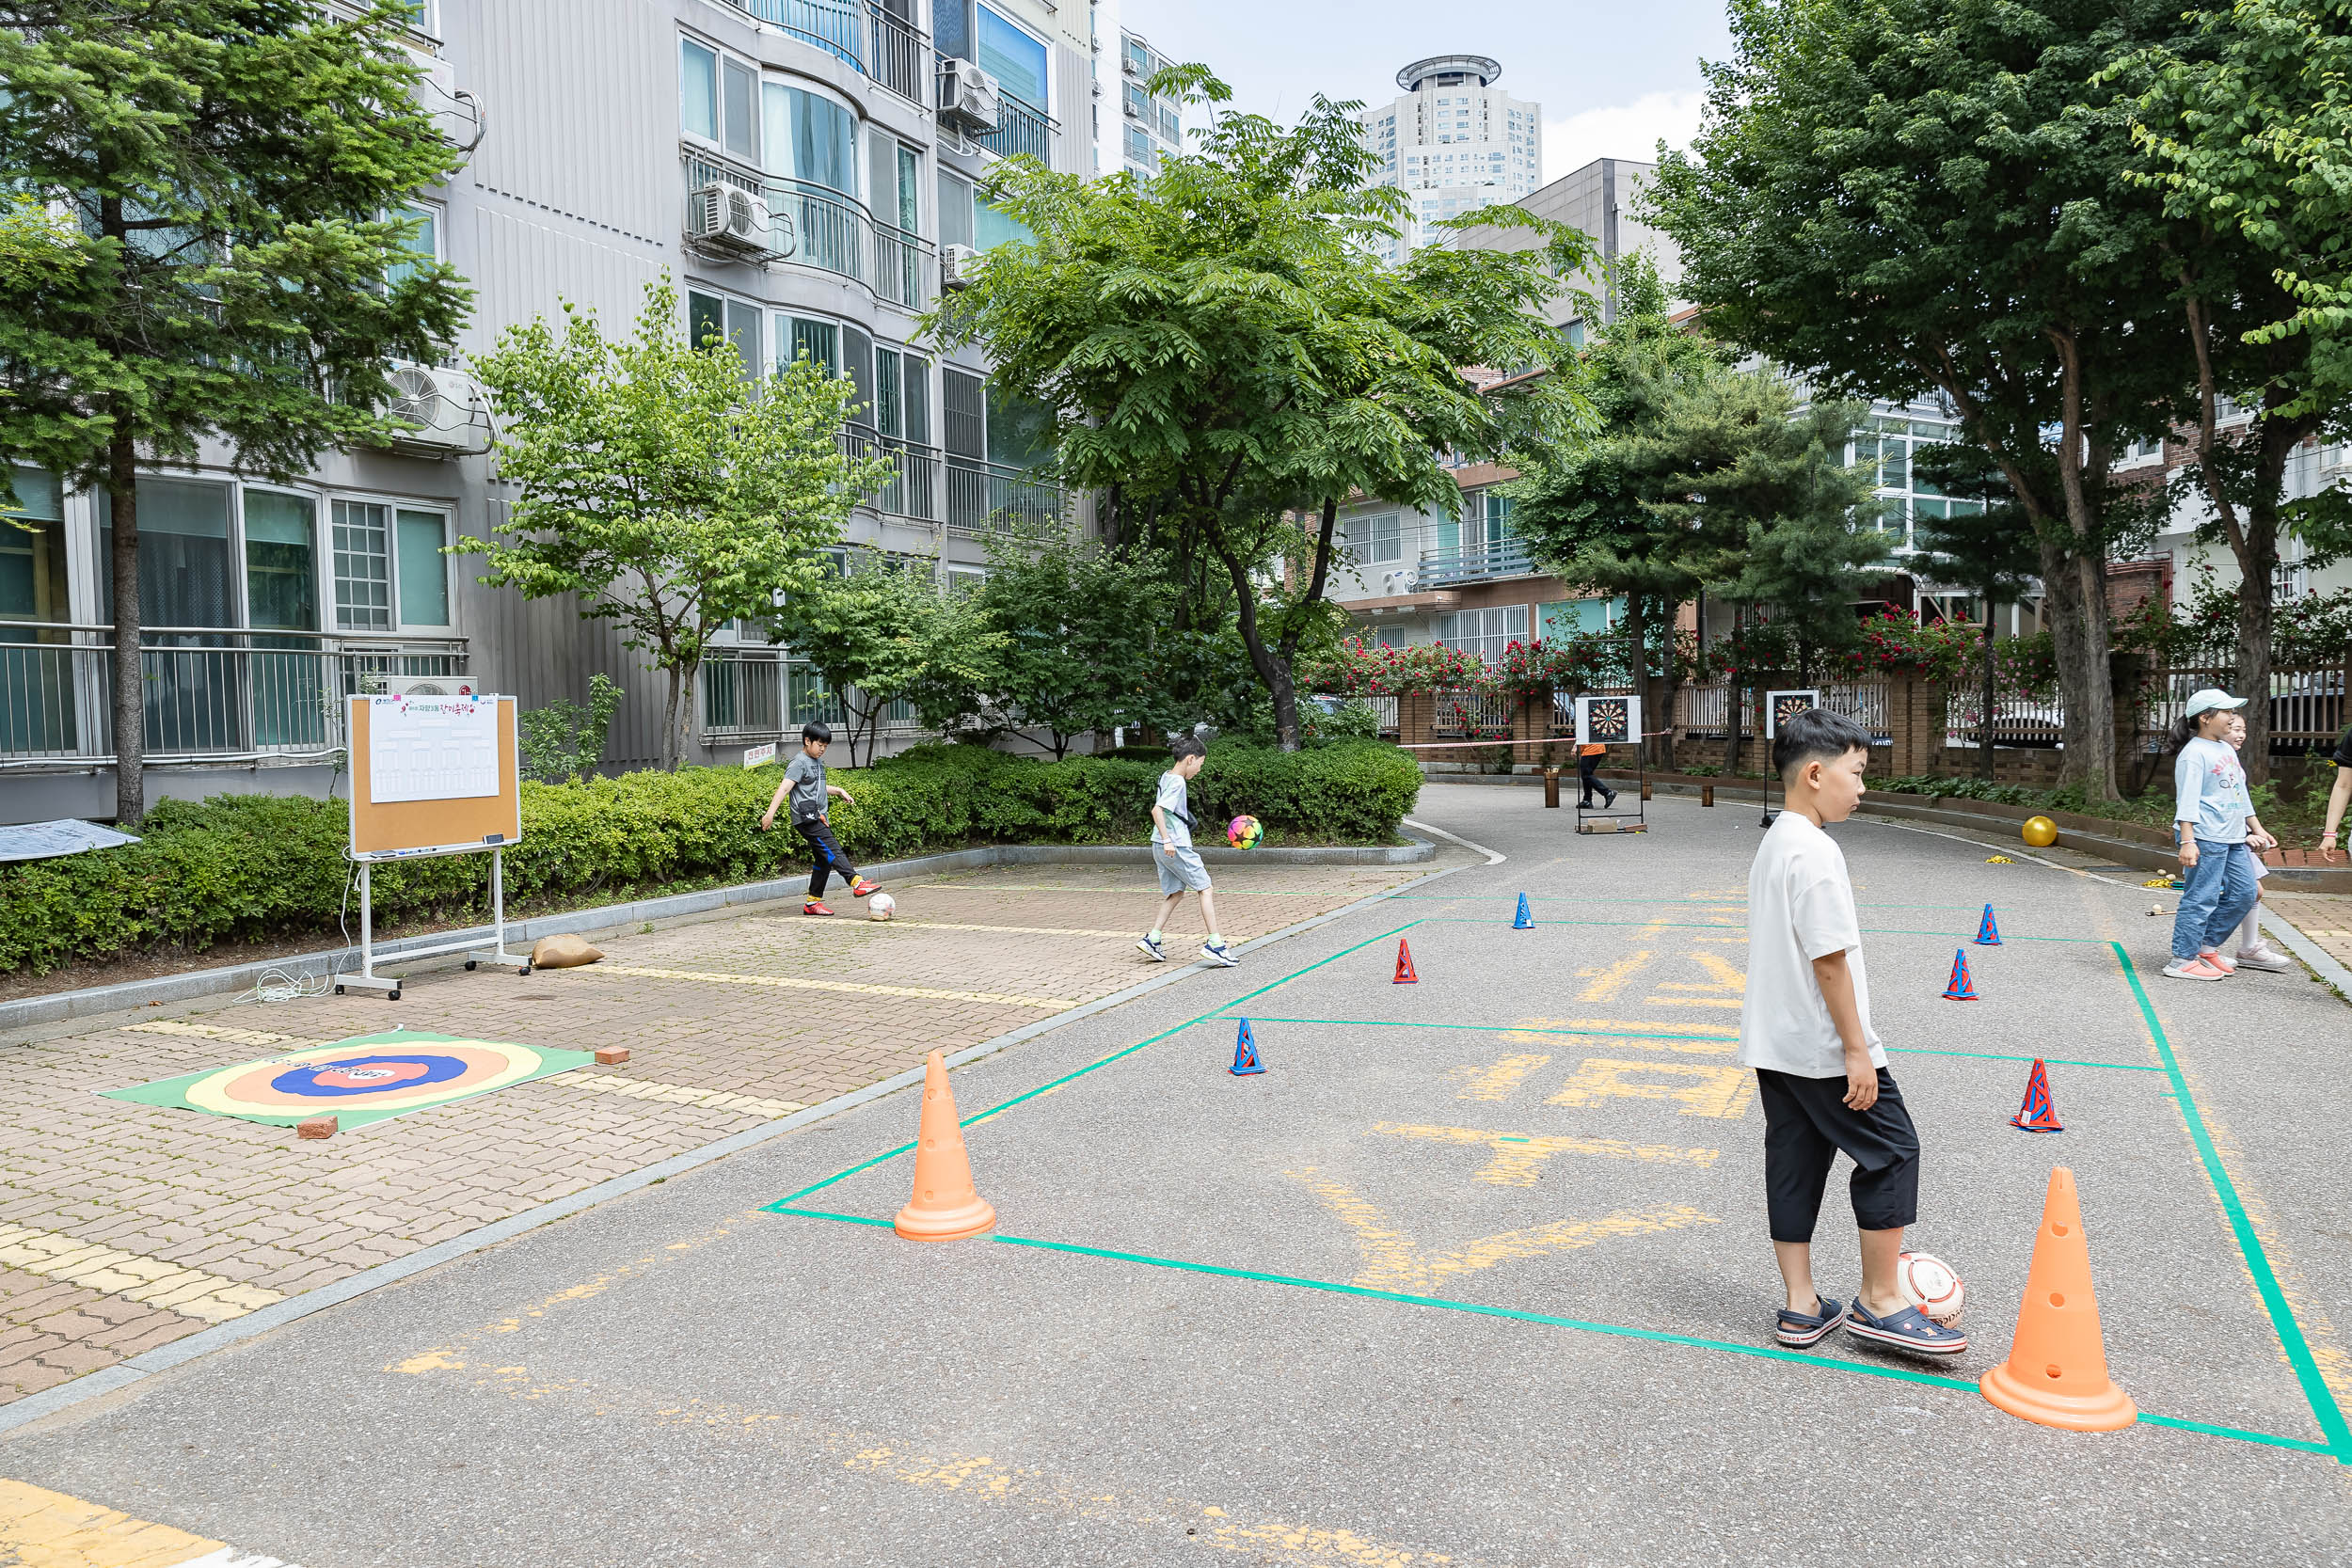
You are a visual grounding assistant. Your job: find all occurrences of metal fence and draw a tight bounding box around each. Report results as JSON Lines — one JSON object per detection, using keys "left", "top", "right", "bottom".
{"left": 1943, "top": 659, "right": 2350, "bottom": 754}
{"left": 839, "top": 426, "right": 1064, "bottom": 537}
{"left": 1430, "top": 686, "right": 1518, "bottom": 737}
{"left": 1419, "top": 538, "right": 1538, "bottom": 587}
{"left": 0, "top": 626, "right": 469, "bottom": 764}
{"left": 968, "top": 90, "right": 1057, "bottom": 164}
{"left": 699, "top": 649, "right": 842, "bottom": 740}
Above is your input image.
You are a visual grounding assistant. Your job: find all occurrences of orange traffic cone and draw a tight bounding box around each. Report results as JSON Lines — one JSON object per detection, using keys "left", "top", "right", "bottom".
{"left": 1980, "top": 1166, "right": 2136, "bottom": 1432}
{"left": 893, "top": 1050, "right": 997, "bottom": 1243}
{"left": 1393, "top": 939, "right": 1419, "bottom": 984}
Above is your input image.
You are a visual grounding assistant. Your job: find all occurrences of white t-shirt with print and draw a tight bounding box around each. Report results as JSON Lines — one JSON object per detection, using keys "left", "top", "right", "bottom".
{"left": 1738, "top": 811, "right": 1885, "bottom": 1079}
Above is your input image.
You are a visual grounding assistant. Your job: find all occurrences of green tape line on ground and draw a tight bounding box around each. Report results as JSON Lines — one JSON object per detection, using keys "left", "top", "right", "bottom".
{"left": 765, "top": 1208, "right": 2331, "bottom": 1460}
{"left": 2112, "top": 940, "right": 2352, "bottom": 1463}
{"left": 1218, "top": 1016, "right": 1736, "bottom": 1044}
{"left": 1410, "top": 916, "right": 2103, "bottom": 942}
{"left": 762, "top": 921, "right": 1426, "bottom": 1211}
{"left": 1218, "top": 1018, "right": 2161, "bottom": 1073}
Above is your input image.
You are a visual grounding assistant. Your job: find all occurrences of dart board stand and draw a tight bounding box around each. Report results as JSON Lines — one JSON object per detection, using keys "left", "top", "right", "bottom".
{"left": 335, "top": 694, "right": 529, "bottom": 1001}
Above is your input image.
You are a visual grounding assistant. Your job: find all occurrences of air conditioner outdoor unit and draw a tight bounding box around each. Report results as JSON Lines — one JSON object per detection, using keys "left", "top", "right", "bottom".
{"left": 938, "top": 55, "right": 1002, "bottom": 135}
{"left": 940, "top": 243, "right": 984, "bottom": 291}
{"left": 686, "top": 182, "right": 777, "bottom": 258}
{"left": 1382, "top": 569, "right": 1419, "bottom": 596}
{"left": 380, "top": 362, "right": 492, "bottom": 457}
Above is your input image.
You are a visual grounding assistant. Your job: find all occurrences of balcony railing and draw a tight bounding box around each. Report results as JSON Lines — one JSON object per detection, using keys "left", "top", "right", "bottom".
{"left": 839, "top": 424, "right": 1067, "bottom": 539}
{"left": 0, "top": 626, "right": 469, "bottom": 765}
{"left": 728, "top": 2, "right": 931, "bottom": 106}
{"left": 700, "top": 649, "right": 841, "bottom": 740}
{"left": 1419, "top": 536, "right": 1538, "bottom": 586}
{"left": 961, "top": 81, "right": 1058, "bottom": 164}
{"left": 684, "top": 150, "right": 937, "bottom": 309}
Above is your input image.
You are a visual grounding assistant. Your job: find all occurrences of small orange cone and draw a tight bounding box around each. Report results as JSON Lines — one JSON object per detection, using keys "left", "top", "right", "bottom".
{"left": 1979, "top": 1166, "right": 2137, "bottom": 1432}
{"left": 1393, "top": 940, "right": 1419, "bottom": 984}
{"left": 893, "top": 1050, "right": 997, "bottom": 1243}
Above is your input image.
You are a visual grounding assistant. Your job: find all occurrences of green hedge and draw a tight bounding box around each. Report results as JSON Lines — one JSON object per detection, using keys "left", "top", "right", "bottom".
{"left": 0, "top": 740, "right": 1420, "bottom": 975}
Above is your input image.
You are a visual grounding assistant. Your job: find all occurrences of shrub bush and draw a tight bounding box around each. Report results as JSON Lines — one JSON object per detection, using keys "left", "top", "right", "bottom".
{"left": 0, "top": 740, "right": 1420, "bottom": 974}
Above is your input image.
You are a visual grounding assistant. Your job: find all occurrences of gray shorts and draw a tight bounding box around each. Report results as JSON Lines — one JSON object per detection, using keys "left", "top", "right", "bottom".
{"left": 1155, "top": 844, "right": 1211, "bottom": 895}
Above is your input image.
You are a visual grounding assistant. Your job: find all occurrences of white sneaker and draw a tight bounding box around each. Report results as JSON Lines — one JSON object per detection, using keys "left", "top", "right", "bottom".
{"left": 2234, "top": 944, "right": 2295, "bottom": 973}
{"left": 1200, "top": 942, "right": 1239, "bottom": 968}
{"left": 2163, "top": 956, "right": 2229, "bottom": 982}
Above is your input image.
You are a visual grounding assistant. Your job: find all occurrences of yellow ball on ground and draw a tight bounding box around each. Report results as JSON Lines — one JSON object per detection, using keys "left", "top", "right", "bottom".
{"left": 2021, "top": 816, "right": 2058, "bottom": 848}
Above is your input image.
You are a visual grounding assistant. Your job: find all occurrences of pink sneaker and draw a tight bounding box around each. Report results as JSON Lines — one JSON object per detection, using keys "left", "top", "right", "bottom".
{"left": 2163, "top": 956, "right": 2229, "bottom": 982}
{"left": 2198, "top": 948, "right": 2238, "bottom": 974}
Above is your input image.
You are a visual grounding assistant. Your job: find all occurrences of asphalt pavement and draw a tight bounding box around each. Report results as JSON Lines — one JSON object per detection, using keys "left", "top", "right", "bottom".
{"left": 6, "top": 783, "right": 2349, "bottom": 1565}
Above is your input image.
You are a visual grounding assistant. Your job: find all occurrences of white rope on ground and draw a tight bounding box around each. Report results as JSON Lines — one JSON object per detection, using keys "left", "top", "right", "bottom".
{"left": 239, "top": 965, "right": 337, "bottom": 1005}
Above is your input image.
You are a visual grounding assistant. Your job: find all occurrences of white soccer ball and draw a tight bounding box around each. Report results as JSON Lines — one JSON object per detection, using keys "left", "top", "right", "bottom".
{"left": 866, "top": 892, "right": 897, "bottom": 922}
{"left": 1897, "top": 1250, "right": 1965, "bottom": 1327}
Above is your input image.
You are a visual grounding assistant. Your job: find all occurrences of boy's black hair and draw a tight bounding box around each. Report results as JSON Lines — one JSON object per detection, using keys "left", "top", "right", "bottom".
{"left": 1168, "top": 734, "right": 1206, "bottom": 762}
{"left": 1772, "top": 706, "right": 1872, "bottom": 780}
{"left": 802, "top": 720, "right": 833, "bottom": 744}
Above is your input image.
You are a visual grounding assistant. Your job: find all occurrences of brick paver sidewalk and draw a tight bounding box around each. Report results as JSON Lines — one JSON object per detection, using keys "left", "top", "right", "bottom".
{"left": 0, "top": 856, "right": 1464, "bottom": 1407}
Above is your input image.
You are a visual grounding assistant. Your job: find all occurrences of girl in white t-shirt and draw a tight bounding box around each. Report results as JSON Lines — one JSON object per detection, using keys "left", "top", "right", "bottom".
{"left": 2223, "top": 710, "right": 2294, "bottom": 972}
{"left": 2164, "top": 690, "right": 2276, "bottom": 981}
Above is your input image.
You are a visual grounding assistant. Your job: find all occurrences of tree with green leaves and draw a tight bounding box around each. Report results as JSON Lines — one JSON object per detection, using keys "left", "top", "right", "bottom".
{"left": 1650, "top": 0, "right": 2193, "bottom": 800}
{"left": 2124, "top": 3, "right": 2352, "bottom": 777}
{"left": 770, "top": 557, "right": 1004, "bottom": 767}
{"left": 463, "top": 277, "right": 890, "bottom": 770}
{"left": 972, "top": 537, "right": 1168, "bottom": 759}
{"left": 1910, "top": 444, "right": 2045, "bottom": 781}
{"left": 928, "top": 65, "right": 1587, "bottom": 751}
{"left": 1514, "top": 261, "right": 1880, "bottom": 763}
{"left": 0, "top": 0, "right": 471, "bottom": 823}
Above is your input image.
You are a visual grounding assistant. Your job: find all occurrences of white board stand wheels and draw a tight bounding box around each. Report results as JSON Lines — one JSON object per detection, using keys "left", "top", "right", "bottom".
{"left": 333, "top": 847, "right": 531, "bottom": 998}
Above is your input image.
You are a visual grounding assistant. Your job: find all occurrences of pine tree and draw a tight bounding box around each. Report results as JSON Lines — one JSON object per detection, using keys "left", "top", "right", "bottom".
{"left": 0, "top": 1, "right": 471, "bottom": 822}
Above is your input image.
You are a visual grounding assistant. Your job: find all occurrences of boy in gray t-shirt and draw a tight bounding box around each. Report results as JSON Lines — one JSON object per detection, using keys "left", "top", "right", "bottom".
{"left": 1137, "top": 735, "right": 1235, "bottom": 968}
{"left": 758, "top": 721, "right": 878, "bottom": 915}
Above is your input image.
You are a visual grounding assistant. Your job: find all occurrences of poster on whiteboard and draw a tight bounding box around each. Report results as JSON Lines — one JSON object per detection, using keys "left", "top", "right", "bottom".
{"left": 366, "top": 695, "right": 500, "bottom": 803}
{"left": 1765, "top": 689, "right": 1821, "bottom": 738}
{"left": 1574, "top": 693, "right": 1641, "bottom": 746}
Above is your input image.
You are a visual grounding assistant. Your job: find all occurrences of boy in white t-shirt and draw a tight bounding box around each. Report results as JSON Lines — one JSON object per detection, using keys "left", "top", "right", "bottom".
{"left": 1739, "top": 708, "right": 1964, "bottom": 1357}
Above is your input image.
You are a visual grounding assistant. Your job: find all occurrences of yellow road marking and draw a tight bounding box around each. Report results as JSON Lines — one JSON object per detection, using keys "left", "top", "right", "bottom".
{"left": 1446, "top": 1054, "right": 1551, "bottom": 1101}
{"left": 540, "top": 1070, "right": 805, "bottom": 1119}
{"left": 1286, "top": 1168, "right": 1718, "bottom": 1291}
{"left": 0, "top": 1223, "right": 283, "bottom": 1323}
{"left": 1548, "top": 1059, "right": 1754, "bottom": 1118}
{"left": 1575, "top": 950, "right": 1652, "bottom": 1003}
{"left": 0, "top": 1478, "right": 243, "bottom": 1568}
{"left": 393, "top": 1350, "right": 1458, "bottom": 1563}
{"left": 1373, "top": 1122, "right": 1720, "bottom": 1186}
{"left": 1642, "top": 998, "right": 1745, "bottom": 1009}
{"left": 123, "top": 1020, "right": 328, "bottom": 1050}
{"left": 600, "top": 964, "right": 1076, "bottom": 1010}
{"left": 1547, "top": 1016, "right": 1738, "bottom": 1037}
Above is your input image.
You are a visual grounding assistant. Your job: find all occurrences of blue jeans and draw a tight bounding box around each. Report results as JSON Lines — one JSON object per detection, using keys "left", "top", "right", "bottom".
{"left": 2171, "top": 839, "right": 2259, "bottom": 960}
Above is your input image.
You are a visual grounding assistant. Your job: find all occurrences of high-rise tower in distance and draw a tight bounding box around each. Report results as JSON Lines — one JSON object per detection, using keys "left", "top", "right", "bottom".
{"left": 1359, "top": 54, "right": 1542, "bottom": 263}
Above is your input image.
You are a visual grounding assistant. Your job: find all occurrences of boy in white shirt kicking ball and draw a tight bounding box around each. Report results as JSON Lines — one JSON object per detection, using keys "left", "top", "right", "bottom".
{"left": 1740, "top": 707, "right": 1964, "bottom": 1356}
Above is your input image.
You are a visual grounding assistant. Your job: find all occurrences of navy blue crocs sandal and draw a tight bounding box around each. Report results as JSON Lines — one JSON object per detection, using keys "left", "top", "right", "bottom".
{"left": 1842, "top": 1296, "right": 1968, "bottom": 1356}
{"left": 1775, "top": 1295, "right": 1847, "bottom": 1348}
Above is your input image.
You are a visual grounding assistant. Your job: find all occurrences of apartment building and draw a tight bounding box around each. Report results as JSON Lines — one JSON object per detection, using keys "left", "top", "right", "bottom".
{"left": 1107, "top": 24, "right": 1185, "bottom": 176}
{"left": 1445, "top": 157, "right": 1680, "bottom": 334}
{"left": 1359, "top": 55, "right": 1542, "bottom": 265}
{"left": 1, "top": 0, "right": 1091, "bottom": 824}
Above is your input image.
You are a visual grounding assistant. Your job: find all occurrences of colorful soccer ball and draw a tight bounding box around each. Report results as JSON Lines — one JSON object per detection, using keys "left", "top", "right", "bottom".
{"left": 1227, "top": 815, "right": 1263, "bottom": 849}
{"left": 1897, "top": 1250, "right": 1965, "bottom": 1327}
{"left": 866, "top": 892, "right": 897, "bottom": 922}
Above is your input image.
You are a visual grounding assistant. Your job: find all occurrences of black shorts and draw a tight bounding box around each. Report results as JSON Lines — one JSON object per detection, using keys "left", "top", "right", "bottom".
{"left": 1755, "top": 1067, "right": 1920, "bottom": 1243}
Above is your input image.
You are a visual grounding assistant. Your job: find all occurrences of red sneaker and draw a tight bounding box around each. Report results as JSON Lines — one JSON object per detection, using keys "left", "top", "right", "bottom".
{"left": 803, "top": 899, "right": 835, "bottom": 917}
{"left": 850, "top": 878, "right": 880, "bottom": 898}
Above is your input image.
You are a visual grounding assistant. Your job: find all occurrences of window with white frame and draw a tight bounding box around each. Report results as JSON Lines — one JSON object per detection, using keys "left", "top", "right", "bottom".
{"left": 1343, "top": 511, "right": 1401, "bottom": 565}
{"left": 688, "top": 288, "right": 763, "bottom": 381}
{"left": 1433, "top": 603, "right": 1526, "bottom": 663}
{"left": 946, "top": 565, "right": 988, "bottom": 598}
{"left": 387, "top": 201, "right": 442, "bottom": 289}
{"left": 679, "top": 35, "right": 759, "bottom": 165}
{"left": 2117, "top": 436, "right": 2165, "bottom": 470}
{"left": 332, "top": 498, "right": 451, "bottom": 631}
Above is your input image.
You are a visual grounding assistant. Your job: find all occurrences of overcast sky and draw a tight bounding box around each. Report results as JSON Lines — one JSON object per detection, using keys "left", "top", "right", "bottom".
{"left": 1110, "top": 0, "right": 1733, "bottom": 178}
